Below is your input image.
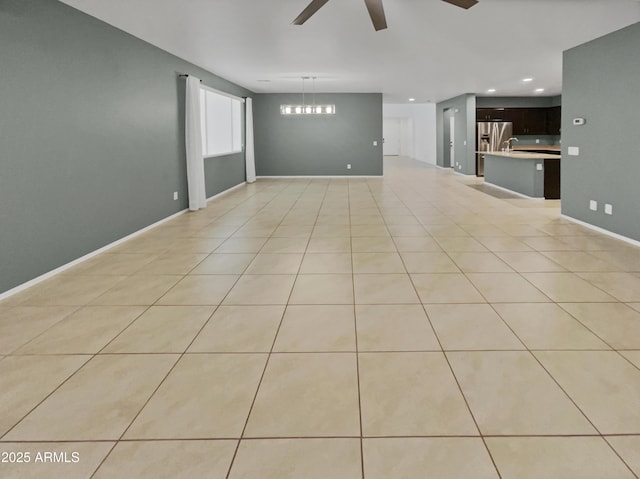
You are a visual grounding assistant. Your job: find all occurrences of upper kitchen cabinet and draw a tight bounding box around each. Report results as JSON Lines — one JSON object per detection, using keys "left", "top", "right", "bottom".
{"left": 547, "top": 106, "right": 562, "bottom": 135}
{"left": 513, "top": 108, "right": 548, "bottom": 135}
{"left": 477, "top": 106, "right": 561, "bottom": 136}
{"left": 477, "top": 108, "right": 506, "bottom": 121}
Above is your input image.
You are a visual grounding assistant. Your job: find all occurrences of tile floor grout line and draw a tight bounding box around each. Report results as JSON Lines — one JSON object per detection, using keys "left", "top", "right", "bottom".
{"left": 601, "top": 436, "right": 640, "bottom": 479}
{"left": 223, "top": 178, "right": 327, "bottom": 479}
{"left": 528, "top": 351, "right": 640, "bottom": 479}
{"left": 385, "top": 172, "right": 637, "bottom": 473}
{"left": 3, "top": 305, "right": 84, "bottom": 355}
{"left": 3, "top": 166, "right": 640, "bottom": 475}
{"left": 88, "top": 180, "right": 304, "bottom": 479}
{"left": 553, "top": 302, "right": 640, "bottom": 374}
{"left": 372, "top": 178, "right": 506, "bottom": 479}
{"left": 485, "top": 302, "right": 609, "bottom": 435}
{"left": 5, "top": 432, "right": 640, "bottom": 444}
{"left": 144, "top": 182, "right": 287, "bottom": 310}
{"left": 0, "top": 352, "right": 95, "bottom": 442}
{"left": 0, "top": 303, "right": 158, "bottom": 443}
{"left": 349, "top": 180, "right": 367, "bottom": 479}
{"left": 8, "top": 347, "right": 636, "bottom": 358}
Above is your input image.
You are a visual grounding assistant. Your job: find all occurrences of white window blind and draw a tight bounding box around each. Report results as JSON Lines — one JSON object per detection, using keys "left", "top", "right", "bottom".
{"left": 200, "top": 87, "right": 242, "bottom": 157}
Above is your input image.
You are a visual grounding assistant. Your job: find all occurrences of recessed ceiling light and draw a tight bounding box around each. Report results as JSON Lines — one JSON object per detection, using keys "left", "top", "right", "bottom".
{"left": 487, "top": 89, "right": 496, "bottom": 93}
{"left": 535, "top": 88, "right": 545, "bottom": 93}
{"left": 409, "top": 98, "right": 416, "bottom": 102}
{"left": 523, "top": 78, "right": 533, "bottom": 82}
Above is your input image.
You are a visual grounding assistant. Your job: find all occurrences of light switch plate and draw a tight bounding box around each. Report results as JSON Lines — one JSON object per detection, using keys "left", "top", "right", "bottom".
{"left": 173, "top": 192, "right": 178, "bottom": 201}
{"left": 536, "top": 163, "right": 543, "bottom": 171}
{"left": 589, "top": 200, "right": 598, "bottom": 211}
{"left": 347, "top": 164, "right": 351, "bottom": 170}
{"left": 568, "top": 146, "right": 580, "bottom": 156}
{"left": 373, "top": 141, "right": 378, "bottom": 146}
{"left": 605, "top": 204, "right": 613, "bottom": 215}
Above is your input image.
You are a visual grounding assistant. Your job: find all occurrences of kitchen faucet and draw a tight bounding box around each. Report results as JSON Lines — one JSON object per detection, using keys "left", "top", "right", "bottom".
{"left": 503, "top": 137, "right": 519, "bottom": 152}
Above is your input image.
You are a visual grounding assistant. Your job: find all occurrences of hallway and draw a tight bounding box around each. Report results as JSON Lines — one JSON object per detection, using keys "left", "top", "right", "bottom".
{"left": 2, "top": 158, "right": 640, "bottom": 478}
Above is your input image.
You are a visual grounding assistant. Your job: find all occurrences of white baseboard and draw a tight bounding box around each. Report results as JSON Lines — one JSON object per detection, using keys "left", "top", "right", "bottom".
{"left": 207, "top": 181, "right": 246, "bottom": 202}
{"left": 561, "top": 214, "right": 640, "bottom": 248}
{"left": 0, "top": 182, "right": 248, "bottom": 302}
{"left": 482, "top": 181, "right": 545, "bottom": 200}
{"left": 453, "top": 170, "right": 477, "bottom": 177}
{"left": 256, "top": 175, "right": 383, "bottom": 179}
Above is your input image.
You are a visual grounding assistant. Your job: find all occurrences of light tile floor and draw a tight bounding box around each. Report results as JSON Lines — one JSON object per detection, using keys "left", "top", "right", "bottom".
{"left": 1, "top": 157, "right": 640, "bottom": 478}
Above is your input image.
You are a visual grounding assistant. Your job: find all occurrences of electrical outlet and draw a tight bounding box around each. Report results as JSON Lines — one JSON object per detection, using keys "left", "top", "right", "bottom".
{"left": 536, "top": 139, "right": 540, "bottom": 144}
{"left": 347, "top": 164, "right": 351, "bottom": 170}
{"left": 463, "top": 140, "right": 467, "bottom": 146}
{"left": 373, "top": 141, "right": 378, "bottom": 146}
{"left": 605, "top": 204, "right": 613, "bottom": 215}
{"left": 536, "top": 163, "right": 543, "bottom": 171}
{"left": 568, "top": 146, "right": 580, "bottom": 156}
{"left": 589, "top": 200, "right": 598, "bottom": 211}
{"left": 173, "top": 192, "right": 178, "bottom": 201}
{"left": 457, "top": 164, "right": 462, "bottom": 170}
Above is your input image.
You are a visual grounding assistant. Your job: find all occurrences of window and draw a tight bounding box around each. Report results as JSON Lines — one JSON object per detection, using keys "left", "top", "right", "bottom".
{"left": 199, "top": 86, "right": 243, "bottom": 157}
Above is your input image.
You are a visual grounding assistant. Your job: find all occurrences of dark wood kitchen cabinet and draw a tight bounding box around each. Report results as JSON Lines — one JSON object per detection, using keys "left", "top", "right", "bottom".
{"left": 477, "top": 108, "right": 509, "bottom": 121}
{"left": 544, "top": 159, "right": 561, "bottom": 199}
{"left": 547, "top": 106, "right": 562, "bottom": 135}
{"left": 476, "top": 106, "right": 561, "bottom": 135}
{"left": 476, "top": 108, "right": 491, "bottom": 121}
{"left": 512, "top": 108, "right": 547, "bottom": 135}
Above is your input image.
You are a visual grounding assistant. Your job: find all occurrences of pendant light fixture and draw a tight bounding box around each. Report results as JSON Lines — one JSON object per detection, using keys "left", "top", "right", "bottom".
{"left": 281, "top": 77, "right": 336, "bottom": 116}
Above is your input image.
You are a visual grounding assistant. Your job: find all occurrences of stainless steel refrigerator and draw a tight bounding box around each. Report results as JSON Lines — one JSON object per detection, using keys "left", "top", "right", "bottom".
{"left": 476, "top": 122, "right": 513, "bottom": 177}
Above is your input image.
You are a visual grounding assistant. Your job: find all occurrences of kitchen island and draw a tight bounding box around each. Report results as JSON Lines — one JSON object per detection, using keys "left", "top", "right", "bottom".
{"left": 483, "top": 151, "right": 561, "bottom": 199}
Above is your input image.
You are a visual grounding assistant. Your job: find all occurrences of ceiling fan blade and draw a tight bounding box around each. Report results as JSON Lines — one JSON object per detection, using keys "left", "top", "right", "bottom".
{"left": 442, "top": 0, "right": 479, "bottom": 9}
{"left": 364, "top": 0, "right": 387, "bottom": 31}
{"left": 292, "top": 0, "right": 331, "bottom": 25}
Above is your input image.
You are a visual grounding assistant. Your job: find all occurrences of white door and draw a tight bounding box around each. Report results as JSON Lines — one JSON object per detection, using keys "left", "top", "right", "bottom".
{"left": 450, "top": 116, "right": 456, "bottom": 168}
{"left": 383, "top": 118, "right": 401, "bottom": 156}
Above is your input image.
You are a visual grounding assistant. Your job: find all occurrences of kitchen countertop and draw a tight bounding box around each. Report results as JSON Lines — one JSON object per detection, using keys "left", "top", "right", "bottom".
{"left": 481, "top": 151, "right": 561, "bottom": 160}
{"left": 513, "top": 145, "right": 561, "bottom": 152}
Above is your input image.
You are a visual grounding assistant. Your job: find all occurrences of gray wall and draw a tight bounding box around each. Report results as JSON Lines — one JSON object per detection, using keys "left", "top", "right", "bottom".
{"left": 561, "top": 21, "right": 640, "bottom": 241}
{"left": 436, "top": 94, "right": 477, "bottom": 174}
{"left": 253, "top": 93, "right": 383, "bottom": 176}
{"left": 484, "top": 154, "right": 545, "bottom": 198}
{"left": 0, "top": 0, "right": 253, "bottom": 294}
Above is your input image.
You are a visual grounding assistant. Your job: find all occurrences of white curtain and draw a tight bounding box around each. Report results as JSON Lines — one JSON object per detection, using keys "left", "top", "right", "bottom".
{"left": 245, "top": 97, "right": 256, "bottom": 183}
{"left": 185, "top": 76, "right": 207, "bottom": 211}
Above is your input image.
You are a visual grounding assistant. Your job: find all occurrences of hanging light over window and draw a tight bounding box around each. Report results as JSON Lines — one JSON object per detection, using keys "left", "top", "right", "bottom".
{"left": 281, "top": 77, "right": 336, "bottom": 116}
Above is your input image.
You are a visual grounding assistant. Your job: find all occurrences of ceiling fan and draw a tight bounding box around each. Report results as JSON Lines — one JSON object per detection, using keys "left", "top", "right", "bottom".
{"left": 293, "top": 0, "right": 479, "bottom": 31}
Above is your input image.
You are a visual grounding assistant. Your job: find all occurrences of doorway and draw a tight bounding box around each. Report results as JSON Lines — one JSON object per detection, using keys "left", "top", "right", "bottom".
{"left": 443, "top": 109, "right": 455, "bottom": 168}
{"left": 450, "top": 115, "right": 456, "bottom": 169}
{"left": 383, "top": 118, "right": 401, "bottom": 156}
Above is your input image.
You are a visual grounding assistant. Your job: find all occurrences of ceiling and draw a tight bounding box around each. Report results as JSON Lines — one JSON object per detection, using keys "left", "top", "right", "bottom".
{"left": 60, "top": 0, "right": 640, "bottom": 103}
